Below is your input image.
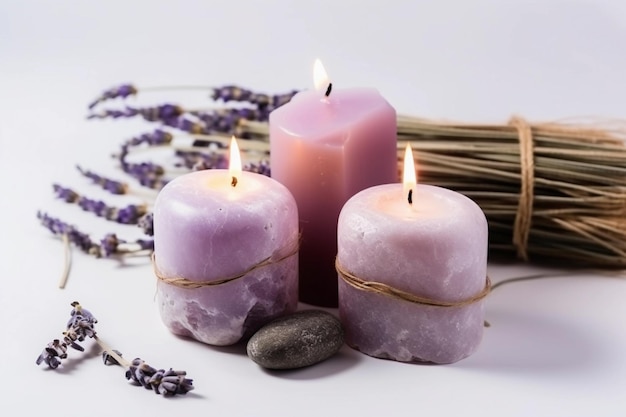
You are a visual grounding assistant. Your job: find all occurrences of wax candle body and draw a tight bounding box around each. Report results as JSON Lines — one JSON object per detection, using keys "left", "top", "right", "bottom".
{"left": 337, "top": 184, "right": 488, "bottom": 364}
{"left": 270, "top": 88, "right": 397, "bottom": 307}
{"left": 153, "top": 170, "right": 299, "bottom": 346}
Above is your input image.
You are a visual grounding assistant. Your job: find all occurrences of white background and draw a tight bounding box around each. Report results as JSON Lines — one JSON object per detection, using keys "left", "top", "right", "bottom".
{"left": 2, "top": 0, "right": 626, "bottom": 416}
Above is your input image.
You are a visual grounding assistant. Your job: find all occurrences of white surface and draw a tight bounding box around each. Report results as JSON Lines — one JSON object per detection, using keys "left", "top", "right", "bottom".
{"left": 2, "top": 0, "right": 626, "bottom": 415}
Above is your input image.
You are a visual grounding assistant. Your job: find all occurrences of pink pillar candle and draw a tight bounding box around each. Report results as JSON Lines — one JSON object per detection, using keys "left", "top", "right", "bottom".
{"left": 270, "top": 61, "right": 397, "bottom": 307}
{"left": 337, "top": 183, "right": 488, "bottom": 364}
{"left": 153, "top": 169, "right": 299, "bottom": 346}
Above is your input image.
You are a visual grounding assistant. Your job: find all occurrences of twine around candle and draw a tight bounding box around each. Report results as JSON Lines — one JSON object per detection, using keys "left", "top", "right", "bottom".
{"left": 153, "top": 237, "right": 300, "bottom": 289}
{"left": 336, "top": 258, "right": 491, "bottom": 307}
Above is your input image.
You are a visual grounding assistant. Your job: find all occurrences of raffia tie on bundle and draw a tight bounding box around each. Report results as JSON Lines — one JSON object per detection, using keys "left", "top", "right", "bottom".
{"left": 336, "top": 259, "right": 491, "bottom": 308}
{"left": 508, "top": 116, "right": 535, "bottom": 261}
{"left": 152, "top": 238, "right": 299, "bottom": 289}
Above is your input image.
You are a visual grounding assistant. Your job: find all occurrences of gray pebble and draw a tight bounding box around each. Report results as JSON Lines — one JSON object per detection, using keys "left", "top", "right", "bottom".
{"left": 246, "top": 310, "right": 344, "bottom": 370}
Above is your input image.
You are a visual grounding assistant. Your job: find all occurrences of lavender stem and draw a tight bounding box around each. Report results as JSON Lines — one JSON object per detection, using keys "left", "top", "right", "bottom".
{"left": 94, "top": 336, "right": 131, "bottom": 368}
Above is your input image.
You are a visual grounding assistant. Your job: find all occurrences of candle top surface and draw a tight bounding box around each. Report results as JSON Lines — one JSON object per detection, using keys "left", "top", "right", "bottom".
{"left": 345, "top": 183, "right": 484, "bottom": 222}
{"left": 156, "top": 169, "right": 275, "bottom": 205}
{"left": 270, "top": 87, "right": 394, "bottom": 139}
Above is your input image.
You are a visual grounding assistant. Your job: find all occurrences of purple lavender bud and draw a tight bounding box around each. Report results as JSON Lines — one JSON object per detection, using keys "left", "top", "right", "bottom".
{"left": 244, "top": 160, "right": 271, "bottom": 177}
{"left": 138, "top": 213, "right": 154, "bottom": 236}
{"left": 88, "top": 84, "right": 138, "bottom": 109}
{"left": 100, "top": 233, "right": 121, "bottom": 257}
{"left": 69, "top": 301, "right": 97, "bottom": 323}
{"left": 36, "top": 339, "right": 69, "bottom": 368}
{"left": 77, "top": 166, "right": 129, "bottom": 194}
{"left": 125, "top": 360, "right": 193, "bottom": 396}
{"left": 162, "top": 116, "right": 207, "bottom": 134}
{"left": 211, "top": 85, "right": 254, "bottom": 102}
{"left": 89, "top": 104, "right": 183, "bottom": 122}
{"left": 188, "top": 108, "right": 270, "bottom": 137}
{"left": 137, "top": 239, "right": 154, "bottom": 251}
{"left": 102, "top": 350, "right": 124, "bottom": 366}
{"left": 269, "top": 90, "right": 299, "bottom": 110}
{"left": 52, "top": 184, "right": 79, "bottom": 203}
{"left": 87, "top": 108, "right": 137, "bottom": 119}
{"left": 37, "top": 212, "right": 151, "bottom": 257}
{"left": 210, "top": 85, "right": 298, "bottom": 112}
{"left": 37, "top": 211, "right": 99, "bottom": 254}
{"left": 119, "top": 159, "right": 168, "bottom": 190}
{"left": 113, "top": 204, "right": 148, "bottom": 225}
{"left": 174, "top": 149, "right": 228, "bottom": 171}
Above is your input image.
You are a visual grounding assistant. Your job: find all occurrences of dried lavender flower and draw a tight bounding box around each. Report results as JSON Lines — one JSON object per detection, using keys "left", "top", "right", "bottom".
{"left": 174, "top": 149, "right": 228, "bottom": 170}
{"left": 103, "top": 350, "right": 124, "bottom": 366}
{"left": 37, "top": 302, "right": 194, "bottom": 397}
{"left": 35, "top": 339, "right": 68, "bottom": 369}
{"left": 88, "top": 84, "right": 138, "bottom": 109}
{"left": 125, "top": 359, "right": 194, "bottom": 396}
{"left": 37, "top": 211, "right": 154, "bottom": 257}
{"left": 138, "top": 212, "right": 154, "bottom": 236}
{"left": 115, "top": 132, "right": 172, "bottom": 190}
{"left": 37, "top": 302, "right": 98, "bottom": 368}
{"left": 123, "top": 129, "right": 174, "bottom": 148}
{"left": 243, "top": 159, "right": 271, "bottom": 177}
{"left": 162, "top": 116, "right": 207, "bottom": 134}
{"left": 87, "top": 104, "right": 183, "bottom": 122}
{"left": 38, "top": 211, "right": 99, "bottom": 255}
{"left": 188, "top": 107, "right": 270, "bottom": 137}
{"left": 77, "top": 166, "right": 128, "bottom": 195}
{"left": 211, "top": 85, "right": 298, "bottom": 111}
{"left": 52, "top": 184, "right": 147, "bottom": 224}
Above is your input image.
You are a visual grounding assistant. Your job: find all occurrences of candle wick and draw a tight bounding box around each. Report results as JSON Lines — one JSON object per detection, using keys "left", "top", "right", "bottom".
{"left": 231, "top": 176, "right": 238, "bottom": 187}
{"left": 325, "top": 83, "right": 332, "bottom": 97}
{"left": 408, "top": 189, "right": 413, "bottom": 205}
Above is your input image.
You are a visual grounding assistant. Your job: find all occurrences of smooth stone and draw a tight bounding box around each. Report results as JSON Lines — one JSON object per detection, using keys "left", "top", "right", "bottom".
{"left": 246, "top": 310, "right": 344, "bottom": 369}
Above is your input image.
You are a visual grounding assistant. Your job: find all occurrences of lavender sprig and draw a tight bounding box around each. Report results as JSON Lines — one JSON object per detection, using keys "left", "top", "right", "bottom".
{"left": 36, "top": 301, "right": 97, "bottom": 368}
{"left": 77, "top": 166, "right": 128, "bottom": 195}
{"left": 121, "top": 129, "right": 174, "bottom": 148}
{"left": 211, "top": 85, "right": 298, "bottom": 111}
{"left": 37, "top": 211, "right": 153, "bottom": 257}
{"left": 87, "top": 104, "right": 183, "bottom": 121}
{"left": 52, "top": 184, "right": 147, "bottom": 224}
{"left": 123, "top": 359, "right": 194, "bottom": 396}
{"left": 243, "top": 159, "right": 271, "bottom": 177}
{"left": 116, "top": 130, "right": 173, "bottom": 190}
{"left": 174, "top": 149, "right": 228, "bottom": 171}
{"left": 37, "top": 302, "right": 194, "bottom": 397}
{"left": 88, "top": 84, "right": 138, "bottom": 109}
{"left": 137, "top": 213, "right": 154, "bottom": 236}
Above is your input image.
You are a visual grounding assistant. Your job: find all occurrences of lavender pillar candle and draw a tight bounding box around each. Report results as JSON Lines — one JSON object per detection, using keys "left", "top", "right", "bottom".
{"left": 153, "top": 146, "right": 299, "bottom": 346}
{"left": 337, "top": 148, "right": 489, "bottom": 363}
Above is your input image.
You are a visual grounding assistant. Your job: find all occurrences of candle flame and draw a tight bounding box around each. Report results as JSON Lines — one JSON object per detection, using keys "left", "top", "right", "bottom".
{"left": 229, "top": 136, "right": 242, "bottom": 186}
{"left": 313, "top": 58, "right": 330, "bottom": 92}
{"left": 403, "top": 144, "right": 416, "bottom": 203}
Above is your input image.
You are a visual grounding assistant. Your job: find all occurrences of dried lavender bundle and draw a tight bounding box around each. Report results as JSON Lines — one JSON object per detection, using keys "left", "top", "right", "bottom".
{"left": 37, "top": 302, "right": 194, "bottom": 397}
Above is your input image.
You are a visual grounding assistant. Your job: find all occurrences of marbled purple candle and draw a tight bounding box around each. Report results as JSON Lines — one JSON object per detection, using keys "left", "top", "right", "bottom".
{"left": 337, "top": 183, "right": 488, "bottom": 364}
{"left": 153, "top": 169, "right": 299, "bottom": 346}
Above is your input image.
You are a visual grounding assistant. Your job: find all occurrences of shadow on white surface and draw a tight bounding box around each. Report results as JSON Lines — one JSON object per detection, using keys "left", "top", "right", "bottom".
{"left": 51, "top": 342, "right": 102, "bottom": 375}
{"left": 259, "top": 345, "right": 363, "bottom": 380}
{"left": 460, "top": 308, "right": 610, "bottom": 375}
